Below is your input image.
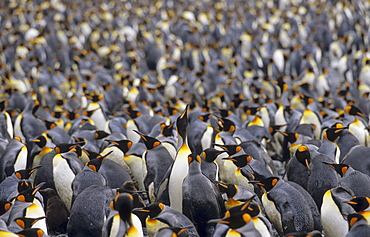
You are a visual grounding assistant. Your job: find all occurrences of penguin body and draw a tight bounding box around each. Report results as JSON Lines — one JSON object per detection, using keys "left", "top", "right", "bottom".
{"left": 99, "top": 159, "right": 132, "bottom": 189}
{"left": 67, "top": 185, "right": 115, "bottom": 237}
{"left": 182, "top": 154, "right": 224, "bottom": 236}
{"left": 253, "top": 177, "right": 321, "bottom": 236}
{"left": 342, "top": 145, "right": 370, "bottom": 176}
{"left": 168, "top": 105, "right": 191, "bottom": 213}
{"left": 321, "top": 187, "right": 355, "bottom": 237}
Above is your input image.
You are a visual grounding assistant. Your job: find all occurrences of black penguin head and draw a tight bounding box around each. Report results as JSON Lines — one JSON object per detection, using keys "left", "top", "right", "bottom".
{"left": 279, "top": 131, "right": 299, "bottom": 144}
{"left": 188, "top": 153, "right": 201, "bottom": 164}
{"left": 176, "top": 104, "right": 189, "bottom": 139}
{"left": 295, "top": 145, "right": 311, "bottom": 169}
{"left": 198, "top": 113, "right": 212, "bottom": 122}
{"left": 322, "top": 162, "right": 349, "bottom": 177}
{"left": 32, "top": 135, "right": 47, "bottom": 148}
{"left": 94, "top": 130, "right": 110, "bottom": 140}
{"left": 16, "top": 228, "right": 45, "bottom": 237}
{"left": 15, "top": 166, "right": 42, "bottom": 180}
{"left": 269, "top": 124, "right": 287, "bottom": 136}
{"left": 223, "top": 154, "right": 253, "bottom": 168}
{"left": 109, "top": 139, "right": 133, "bottom": 153}
{"left": 347, "top": 197, "right": 370, "bottom": 212}
{"left": 54, "top": 143, "right": 79, "bottom": 154}
{"left": 112, "top": 193, "right": 134, "bottom": 224}
{"left": 213, "top": 144, "right": 242, "bottom": 155}
{"left": 201, "top": 148, "right": 226, "bottom": 163}
{"left": 217, "top": 118, "right": 235, "bottom": 133}
{"left": 345, "top": 105, "right": 366, "bottom": 118}
{"left": 133, "top": 202, "right": 165, "bottom": 218}
{"left": 348, "top": 213, "right": 367, "bottom": 230}
{"left": 17, "top": 180, "right": 33, "bottom": 193}
{"left": 249, "top": 177, "right": 280, "bottom": 192}
{"left": 323, "top": 127, "right": 345, "bottom": 142}
{"left": 134, "top": 130, "right": 161, "bottom": 150}
{"left": 0, "top": 200, "right": 11, "bottom": 216}
{"left": 160, "top": 122, "right": 174, "bottom": 137}
{"left": 14, "top": 217, "right": 46, "bottom": 230}
{"left": 209, "top": 211, "right": 251, "bottom": 229}
{"left": 217, "top": 182, "right": 238, "bottom": 198}
{"left": 16, "top": 182, "right": 44, "bottom": 203}
{"left": 86, "top": 151, "right": 112, "bottom": 172}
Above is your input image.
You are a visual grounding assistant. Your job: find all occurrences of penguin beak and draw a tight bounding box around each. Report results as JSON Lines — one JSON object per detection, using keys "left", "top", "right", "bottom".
{"left": 305, "top": 159, "right": 311, "bottom": 170}
{"left": 207, "top": 218, "right": 229, "bottom": 224}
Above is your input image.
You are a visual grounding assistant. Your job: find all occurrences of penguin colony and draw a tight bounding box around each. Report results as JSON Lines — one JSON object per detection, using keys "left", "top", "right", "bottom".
{"left": 1, "top": 0, "right": 370, "bottom": 236}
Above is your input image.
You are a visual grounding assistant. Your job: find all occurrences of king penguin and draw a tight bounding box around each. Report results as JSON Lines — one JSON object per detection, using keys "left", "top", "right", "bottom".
{"left": 135, "top": 131, "right": 173, "bottom": 202}
{"left": 182, "top": 153, "right": 225, "bottom": 236}
{"left": 167, "top": 104, "right": 192, "bottom": 213}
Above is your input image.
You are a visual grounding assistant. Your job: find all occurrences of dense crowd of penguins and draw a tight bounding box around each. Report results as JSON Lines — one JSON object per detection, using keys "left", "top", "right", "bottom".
{"left": 1, "top": 0, "right": 370, "bottom": 236}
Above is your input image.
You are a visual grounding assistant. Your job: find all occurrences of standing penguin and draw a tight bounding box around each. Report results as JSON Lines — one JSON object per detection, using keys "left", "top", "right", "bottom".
{"left": 167, "top": 104, "right": 192, "bottom": 213}
{"left": 182, "top": 153, "right": 225, "bottom": 236}
{"left": 135, "top": 131, "right": 173, "bottom": 202}
{"left": 0, "top": 137, "right": 28, "bottom": 182}
{"left": 321, "top": 186, "right": 355, "bottom": 237}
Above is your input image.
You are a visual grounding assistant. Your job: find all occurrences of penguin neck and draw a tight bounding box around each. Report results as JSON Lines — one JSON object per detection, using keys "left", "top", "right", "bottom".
{"left": 188, "top": 161, "right": 202, "bottom": 175}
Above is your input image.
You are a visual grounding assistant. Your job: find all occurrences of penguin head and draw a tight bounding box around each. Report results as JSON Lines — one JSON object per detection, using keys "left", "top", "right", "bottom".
{"left": 109, "top": 139, "right": 133, "bottom": 153}
{"left": 0, "top": 200, "right": 12, "bottom": 216}
{"left": 15, "top": 182, "right": 44, "bottom": 203}
{"left": 133, "top": 202, "right": 165, "bottom": 218}
{"left": 54, "top": 143, "right": 80, "bottom": 154}
{"left": 14, "top": 217, "right": 46, "bottom": 230}
{"left": 160, "top": 122, "right": 174, "bottom": 137}
{"left": 217, "top": 117, "right": 236, "bottom": 133}
{"left": 16, "top": 228, "right": 45, "bottom": 237}
{"left": 213, "top": 143, "right": 242, "bottom": 155}
{"left": 269, "top": 124, "right": 287, "bottom": 136}
{"left": 345, "top": 105, "right": 366, "bottom": 118}
{"left": 201, "top": 148, "right": 226, "bottom": 163}
{"left": 217, "top": 182, "right": 238, "bottom": 198}
{"left": 14, "top": 166, "right": 42, "bottom": 180}
{"left": 156, "top": 226, "right": 190, "bottom": 237}
{"left": 176, "top": 104, "right": 189, "bottom": 139}
{"left": 209, "top": 210, "right": 252, "bottom": 229}
{"left": 111, "top": 193, "right": 134, "bottom": 224}
{"left": 94, "top": 130, "right": 110, "bottom": 140}
{"left": 348, "top": 213, "right": 368, "bottom": 230}
{"left": 347, "top": 197, "right": 370, "bottom": 212}
{"left": 249, "top": 177, "right": 280, "bottom": 192}
{"left": 32, "top": 135, "right": 47, "bottom": 148}
{"left": 295, "top": 145, "right": 311, "bottom": 169}
{"left": 134, "top": 130, "right": 161, "bottom": 149}
{"left": 86, "top": 150, "right": 113, "bottom": 172}
{"left": 17, "top": 180, "right": 33, "bottom": 194}
{"left": 222, "top": 154, "right": 253, "bottom": 168}
{"left": 279, "top": 131, "right": 299, "bottom": 144}
{"left": 322, "top": 162, "right": 349, "bottom": 177}
{"left": 323, "top": 127, "right": 345, "bottom": 142}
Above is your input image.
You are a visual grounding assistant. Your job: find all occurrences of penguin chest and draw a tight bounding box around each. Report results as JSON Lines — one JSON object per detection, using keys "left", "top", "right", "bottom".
{"left": 201, "top": 126, "right": 214, "bottom": 151}
{"left": 53, "top": 158, "right": 75, "bottom": 210}
{"left": 13, "top": 145, "right": 28, "bottom": 172}
{"left": 299, "top": 110, "right": 321, "bottom": 139}
{"left": 124, "top": 155, "right": 144, "bottom": 190}
{"left": 321, "top": 190, "right": 348, "bottom": 237}
{"left": 109, "top": 215, "right": 122, "bottom": 237}
{"left": 90, "top": 107, "right": 107, "bottom": 130}
{"left": 14, "top": 113, "right": 25, "bottom": 141}
{"left": 168, "top": 145, "right": 190, "bottom": 213}
{"left": 219, "top": 160, "right": 237, "bottom": 184}
{"left": 225, "top": 229, "right": 243, "bottom": 237}
{"left": 146, "top": 218, "right": 169, "bottom": 237}
{"left": 126, "top": 120, "right": 140, "bottom": 143}
{"left": 262, "top": 193, "right": 283, "bottom": 236}
{"left": 252, "top": 217, "right": 271, "bottom": 237}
